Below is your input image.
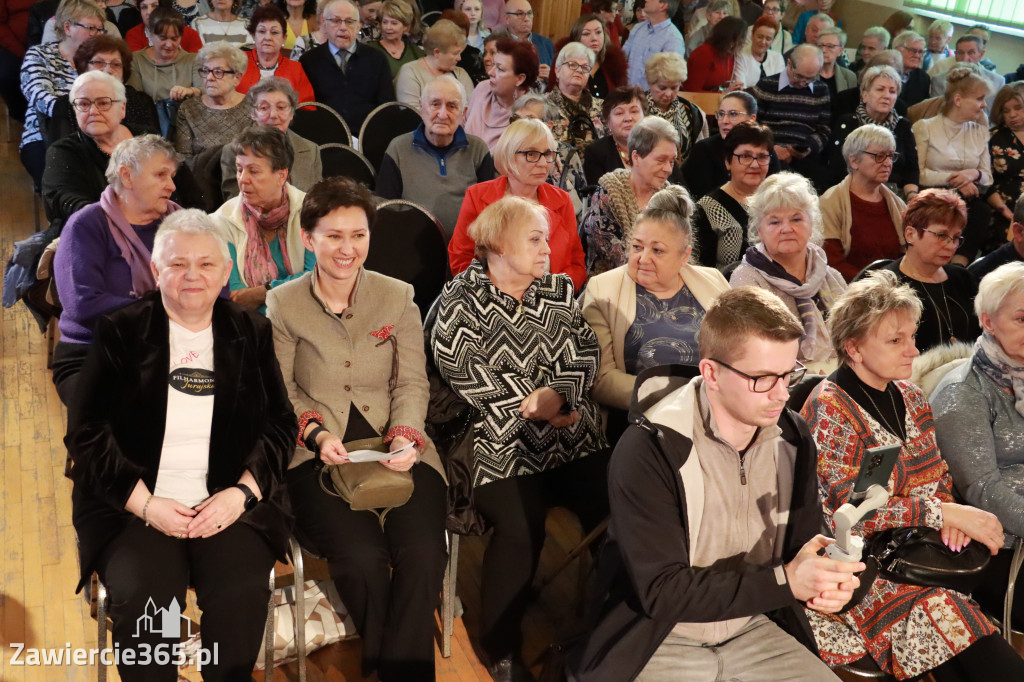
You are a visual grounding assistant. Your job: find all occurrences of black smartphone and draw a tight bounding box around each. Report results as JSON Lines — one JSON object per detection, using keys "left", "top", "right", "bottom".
{"left": 848, "top": 443, "right": 900, "bottom": 503}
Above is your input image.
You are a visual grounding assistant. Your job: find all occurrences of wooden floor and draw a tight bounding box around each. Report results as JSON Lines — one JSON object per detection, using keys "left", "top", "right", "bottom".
{"left": 0, "top": 102, "right": 592, "bottom": 682}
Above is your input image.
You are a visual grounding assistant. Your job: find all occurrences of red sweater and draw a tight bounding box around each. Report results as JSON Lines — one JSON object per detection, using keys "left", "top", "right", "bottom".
{"left": 126, "top": 24, "right": 203, "bottom": 52}
{"left": 0, "top": 0, "right": 35, "bottom": 57}
{"left": 681, "top": 43, "right": 734, "bottom": 93}
{"left": 237, "top": 51, "right": 314, "bottom": 105}
{"left": 448, "top": 177, "right": 587, "bottom": 291}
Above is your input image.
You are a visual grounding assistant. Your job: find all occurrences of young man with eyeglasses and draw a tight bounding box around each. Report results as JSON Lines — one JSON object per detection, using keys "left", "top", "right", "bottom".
{"left": 569, "top": 286, "right": 863, "bottom": 681}
{"left": 892, "top": 31, "right": 931, "bottom": 107}
{"left": 299, "top": 0, "right": 393, "bottom": 130}
{"left": 502, "top": 0, "right": 553, "bottom": 81}
{"left": 622, "top": 0, "right": 684, "bottom": 87}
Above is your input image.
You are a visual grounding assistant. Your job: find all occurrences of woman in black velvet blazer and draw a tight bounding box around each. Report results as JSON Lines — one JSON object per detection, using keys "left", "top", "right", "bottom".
{"left": 66, "top": 210, "right": 296, "bottom": 682}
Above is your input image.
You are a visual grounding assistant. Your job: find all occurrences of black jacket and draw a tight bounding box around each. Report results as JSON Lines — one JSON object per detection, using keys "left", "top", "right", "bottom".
{"left": 900, "top": 68, "right": 931, "bottom": 108}
{"left": 681, "top": 134, "right": 782, "bottom": 202}
{"left": 827, "top": 114, "right": 919, "bottom": 190}
{"left": 568, "top": 365, "right": 822, "bottom": 681}
{"left": 66, "top": 293, "right": 297, "bottom": 589}
{"left": 299, "top": 41, "right": 395, "bottom": 132}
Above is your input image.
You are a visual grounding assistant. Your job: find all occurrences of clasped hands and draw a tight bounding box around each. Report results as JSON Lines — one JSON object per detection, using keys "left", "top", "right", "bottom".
{"left": 518, "top": 386, "right": 579, "bottom": 428}
{"left": 144, "top": 487, "right": 248, "bottom": 540}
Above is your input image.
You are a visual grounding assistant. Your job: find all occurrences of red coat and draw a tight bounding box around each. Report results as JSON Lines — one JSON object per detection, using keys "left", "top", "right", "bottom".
{"left": 681, "top": 43, "right": 734, "bottom": 93}
{"left": 0, "top": 0, "right": 35, "bottom": 57}
{"left": 448, "top": 177, "right": 586, "bottom": 291}
{"left": 237, "top": 51, "right": 314, "bottom": 105}
{"left": 125, "top": 24, "right": 203, "bottom": 53}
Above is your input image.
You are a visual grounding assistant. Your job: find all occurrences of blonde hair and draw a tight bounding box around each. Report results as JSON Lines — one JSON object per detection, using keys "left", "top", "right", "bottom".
{"left": 645, "top": 52, "right": 686, "bottom": 86}
{"left": 381, "top": 0, "right": 414, "bottom": 26}
{"left": 827, "top": 270, "right": 922, "bottom": 365}
{"left": 468, "top": 195, "right": 548, "bottom": 264}
{"left": 423, "top": 18, "right": 466, "bottom": 53}
{"left": 746, "top": 171, "right": 824, "bottom": 247}
{"left": 941, "top": 65, "right": 993, "bottom": 115}
{"left": 698, "top": 287, "right": 803, "bottom": 363}
{"left": 55, "top": 0, "right": 105, "bottom": 41}
{"left": 492, "top": 118, "right": 555, "bottom": 178}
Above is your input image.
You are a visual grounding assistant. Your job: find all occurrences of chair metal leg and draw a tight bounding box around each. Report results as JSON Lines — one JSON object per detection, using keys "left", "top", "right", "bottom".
{"left": 264, "top": 567, "right": 275, "bottom": 681}
{"left": 96, "top": 577, "right": 108, "bottom": 682}
{"left": 442, "top": 533, "right": 459, "bottom": 658}
{"left": 289, "top": 537, "right": 307, "bottom": 682}
{"left": 1004, "top": 536, "right": 1024, "bottom": 644}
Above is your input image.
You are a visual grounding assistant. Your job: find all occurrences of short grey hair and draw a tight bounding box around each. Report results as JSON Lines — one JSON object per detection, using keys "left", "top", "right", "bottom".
{"left": 892, "top": 30, "right": 924, "bottom": 50}
{"left": 862, "top": 26, "right": 891, "bottom": 47}
{"left": 817, "top": 26, "right": 846, "bottom": 47}
{"left": 420, "top": 73, "right": 466, "bottom": 109}
{"left": 842, "top": 123, "right": 895, "bottom": 173}
{"left": 197, "top": 40, "right": 248, "bottom": 75}
{"left": 790, "top": 43, "right": 824, "bottom": 69}
{"left": 70, "top": 70, "right": 126, "bottom": 103}
{"left": 828, "top": 269, "right": 922, "bottom": 365}
{"left": 511, "top": 92, "right": 558, "bottom": 123}
{"left": 928, "top": 19, "right": 954, "bottom": 37}
{"left": 707, "top": 0, "right": 732, "bottom": 13}
{"left": 152, "top": 209, "right": 231, "bottom": 267}
{"left": 627, "top": 116, "right": 678, "bottom": 159}
{"left": 860, "top": 64, "right": 902, "bottom": 95}
{"left": 227, "top": 126, "right": 294, "bottom": 173}
{"left": 975, "top": 262, "right": 1024, "bottom": 320}
{"left": 807, "top": 12, "right": 834, "bottom": 29}
{"left": 746, "top": 171, "right": 823, "bottom": 247}
{"left": 249, "top": 77, "right": 299, "bottom": 111}
{"left": 556, "top": 41, "right": 596, "bottom": 70}
{"left": 105, "top": 134, "right": 178, "bottom": 193}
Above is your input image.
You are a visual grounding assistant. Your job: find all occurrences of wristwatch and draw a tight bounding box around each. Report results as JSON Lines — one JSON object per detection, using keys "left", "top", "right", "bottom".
{"left": 235, "top": 483, "right": 258, "bottom": 511}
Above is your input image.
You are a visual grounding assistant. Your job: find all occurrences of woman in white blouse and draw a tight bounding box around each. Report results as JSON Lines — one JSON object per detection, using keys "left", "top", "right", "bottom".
{"left": 912, "top": 65, "right": 994, "bottom": 264}
{"left": 733, "top": 15, "right": 784, "bottom": 89}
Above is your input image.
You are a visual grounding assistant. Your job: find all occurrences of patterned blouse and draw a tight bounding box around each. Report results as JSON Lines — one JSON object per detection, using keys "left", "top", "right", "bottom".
{"left": 693, "top": 188, "right": 749, "bottom": 270}
{"left": 173, "top": 96, "right": 253, "bottom": 158}
{"left": 645, "top": 93, "right": 706, "bottom": 161}
{"left": 20, "top": 42, "right": 77, "bottom": 149}
{"left": 801, "top": 377, "right": 996, "bottom": 679}
{"left": 623, "top": 284, "right": 703, "bottom": 373}
{"left": 580, "top": 168, "right": 643, "bottom": 276}
{"left": 990, "top": 126, "right": 1024, "bottom": 212}
{"left": 545, "top": 88, "right": 606, "bottom": 158}
{"left": 430, "top": 262, "right": 607, "bottom": 488}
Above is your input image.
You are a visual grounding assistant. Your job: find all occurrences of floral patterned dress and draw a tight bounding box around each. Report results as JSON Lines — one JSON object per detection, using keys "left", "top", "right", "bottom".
{"left": 801, "top": 377, "right": 997, "bottom": 679}
{"left": 989, "top": 126, "right": 1024, "bottom": 213}
{"left": 545, "top": 88, "right": 605, "bottom": 158}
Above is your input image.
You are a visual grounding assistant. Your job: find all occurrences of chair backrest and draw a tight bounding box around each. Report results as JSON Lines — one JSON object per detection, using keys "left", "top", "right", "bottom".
{"left": 292, "top": 102, "right": 353, "bottom": 147}
{"left": 358, "top": 101, "right": 422, "bottom": 173}
{"left": 367, "top": 199, "right": 450, "bottom": 317}
{"left": 787, "top": 374, "right": 825, "bottom": 413}
{"left": 421, "top": 10, "right": 442, "bottom": 26}
{"left": 190, "top": 143, "right": 226, "bottom": 213}
{"left": 851, "top": 259, "right": 893, "bottom": 283}
{"left": 318, "top": 143, "right": 376, "bottom": 191}
{"left": 720, "top": 259, "right": 742, "bottom": 281}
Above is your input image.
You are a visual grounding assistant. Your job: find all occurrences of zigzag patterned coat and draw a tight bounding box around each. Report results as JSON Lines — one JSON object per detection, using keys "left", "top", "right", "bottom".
{"left": 430, "top": 262, "right": 607, "bottom": 488}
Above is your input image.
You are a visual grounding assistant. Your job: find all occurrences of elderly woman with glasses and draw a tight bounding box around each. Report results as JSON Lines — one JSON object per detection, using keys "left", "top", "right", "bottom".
{"left": 644, "top": 51, "right": 708, "bottom": 163}
{"left": 546, "top": 41, "right": 606, "bottom": 156}
{"left": 821, "top": 124, "right": 908, "bottom": 282}
{"left": 48, "top": 35, "right": 159, "bottom": 144}
{"left": 730, "top": 172, "right": 847, "bottom": 374}
{"left": 692, "top": 120, "right": 774, "bottom": 270}
{"left": 66, "top": 209, "right": 296, "bottom": 682}
{"left": 448, "top": 118, "right": 585, "bottom": 290}
{"left": 829, "top": 65, "right": 920, "bottom": 195}
{"left": 174, "top": 41, "right": 250, "bottom": 159}
{"left": 550, "top": 13, "right": 627, "bottom": 99}
{"left": 395, "top": 19, "right": 474, "bottom": 109}
{"left": 932, "top": 262, "right": 1024, "bottom": 632}
{"left": 51, "top": 135, "right": 183, "bottom": 405}
{"left": 236, "top": 4, "right": 315, "bottom": 103}
{"left": 799, "top": 269, "right": 1024, "bottom": 682}
{"left": 881, "top": 189, "right": 981, "bottom": 352}
{"left": 220, "top": 77, "right": 322, "bottom": 197}
{"left": 581, "top": 116, "right": 679, "bottom": 277}
{"left": 212, "top": 125, "right": 314, "bottom": 314}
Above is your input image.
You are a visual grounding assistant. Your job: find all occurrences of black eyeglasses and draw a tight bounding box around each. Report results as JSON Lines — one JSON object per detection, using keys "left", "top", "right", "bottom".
{"left": 516, "top": 149, "right": 556, "bottom": 163}
{"left": 198, "top": 67, "right": 238, "bottom": 79}
{"left": 505, "top": 10, "right": 534, "bottom": 17}
{"left": 87, "top": 58, "right": 123, "bottom": 70}
{"left": 732, "top": 152, "right": 772, "bottom": 165}
{"left": 72, "top": 97, "right": 124, "bottom": 112}
{"left": 712, "top": 359, "right": 807, "bottom": 393}
{"left": 861, "top": 150, "right": 900, "bottom": 163}
{"left": 73, "top": 22, "right": 104, "bottom": 34}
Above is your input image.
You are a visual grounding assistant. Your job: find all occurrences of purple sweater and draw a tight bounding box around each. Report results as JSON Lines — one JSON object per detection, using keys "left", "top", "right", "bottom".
{"left": 55, "top": 203, "right": 159, "bottom": 345}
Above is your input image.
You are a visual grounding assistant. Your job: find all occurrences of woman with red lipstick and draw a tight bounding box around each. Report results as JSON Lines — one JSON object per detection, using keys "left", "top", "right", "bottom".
{"left": 881, "top": 189, "right": 981, "bottom": 352}
{"left": 267, "top": 177, "right": 447, "bottom": 681}
{"left": 235, "top": 4, "right": 314, "bottom": 103}
{"left": 800, "top": 269, "right": 1024, "bottom": 682}
{"left": 692, "top": 120, "right": 772, "bottom": 270}
{"left": 212, "top": 125, "right": 314, "bottom": 315}
{"left": 731, "top": 171, "right": 847, "bottom": 374}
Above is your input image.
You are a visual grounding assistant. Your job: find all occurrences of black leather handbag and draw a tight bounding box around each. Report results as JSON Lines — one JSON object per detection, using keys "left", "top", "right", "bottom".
{"left": 867, "top": 526, "right": 991, "bottom": 594}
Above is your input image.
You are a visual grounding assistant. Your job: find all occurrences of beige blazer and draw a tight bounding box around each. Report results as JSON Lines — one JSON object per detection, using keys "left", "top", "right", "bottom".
{"left": 581, "top": 263, "right": 730, "bottom": 410}
{"left": 820, "top": 175, "right": 906, "bottom": 255}
{"left": 211, "top": 183, "right": 307, "bottom": 288}
{"left": 266, "top": 268, "right": 444, "bottom": 480}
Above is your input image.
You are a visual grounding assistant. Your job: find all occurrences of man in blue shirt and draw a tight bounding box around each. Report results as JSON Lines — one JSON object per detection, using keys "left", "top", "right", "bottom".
{"left": 504, "top": 0, "right": 554, "bottom": 82}
{"left": 623, "top": 0, "right": 685, "bottom": 87}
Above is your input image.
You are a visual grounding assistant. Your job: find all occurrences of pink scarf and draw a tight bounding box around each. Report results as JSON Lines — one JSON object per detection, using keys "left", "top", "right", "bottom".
{"left": 100, "top": 185, "right": 181, "bottom": 298}
{"left": 241, "top": 190, "right": 293, "bottom": 287}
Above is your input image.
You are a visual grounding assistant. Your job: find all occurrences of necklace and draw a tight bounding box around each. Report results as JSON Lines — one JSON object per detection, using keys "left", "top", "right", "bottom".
{"left": 918, "top": 280, "right": 958, "bottom": 343}
{"left": 858, "top": 382, "right": 907, "bottom": 442}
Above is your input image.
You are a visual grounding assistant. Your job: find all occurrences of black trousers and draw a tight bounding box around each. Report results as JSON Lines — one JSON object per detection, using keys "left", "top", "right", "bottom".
{"left": 287, "top": 460, "right": 447, "bottom": 681}
{"left": 926, "top": 633, "right": 1024, "bottom": 682}
{"left": 472, "top": 450, "right": 611, "bottom": 662}
{"left": 52, "top": 340, "right": 90, "bottom": 408}
{"left": 94, "top": 517, "right": 276, "bottom": 682}
{"left": 0, "top": 47, "right": 26, "bottom": 122}
{"left": 958, "top": 195, "right": 995, "bottom": 260}
{"left": 971, "top": 547, "right": 1024, "bottom": 632}
{"left": 20, "top": 139, "right": 45, "bottom": 191}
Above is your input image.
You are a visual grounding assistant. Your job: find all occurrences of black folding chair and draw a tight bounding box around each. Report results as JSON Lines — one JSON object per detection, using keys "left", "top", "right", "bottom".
{"left": 366, "top": 200, "right": 450, "bottom": 316}
{"left": 852, "top": 258, "right": 893, "bottom": 282}
{"left": 292, "top": 102, "right": 352, "bottom": 147}
{"left": 318, "top": 143, "right": 376, "bottom": 190}
{"left": 421, "top": 10, "right": 442, "bottom": 26}
{"left": 358, "top": 101, "right": 422, "bottom": 173}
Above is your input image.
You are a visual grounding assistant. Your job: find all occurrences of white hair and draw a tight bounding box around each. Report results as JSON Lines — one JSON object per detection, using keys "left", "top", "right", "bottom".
{"left": 69, "top": 70, "right": 126, "bottom": 103}
{"left": 105, "top": 134, "right": 178, "bottom": 193}
{"left": 746, "top": 171, "right": 824, "bottom": 246}
{"left": 152, "top": 209, "right": 231, "bottom": 266}
{"left": 420, "top": 74, "right": 466, "bottom": 109}
{"left": 892, "top": 31, "right": 924, "bottom": 50}
{"left": 556, "top": 41, "right": 596, "bottom": 69}
{"left": 862, "top": 26, "right": 891, "bottom": 47}
{"left": 975, "top": 262, "right": 1024, "bottom": 320}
